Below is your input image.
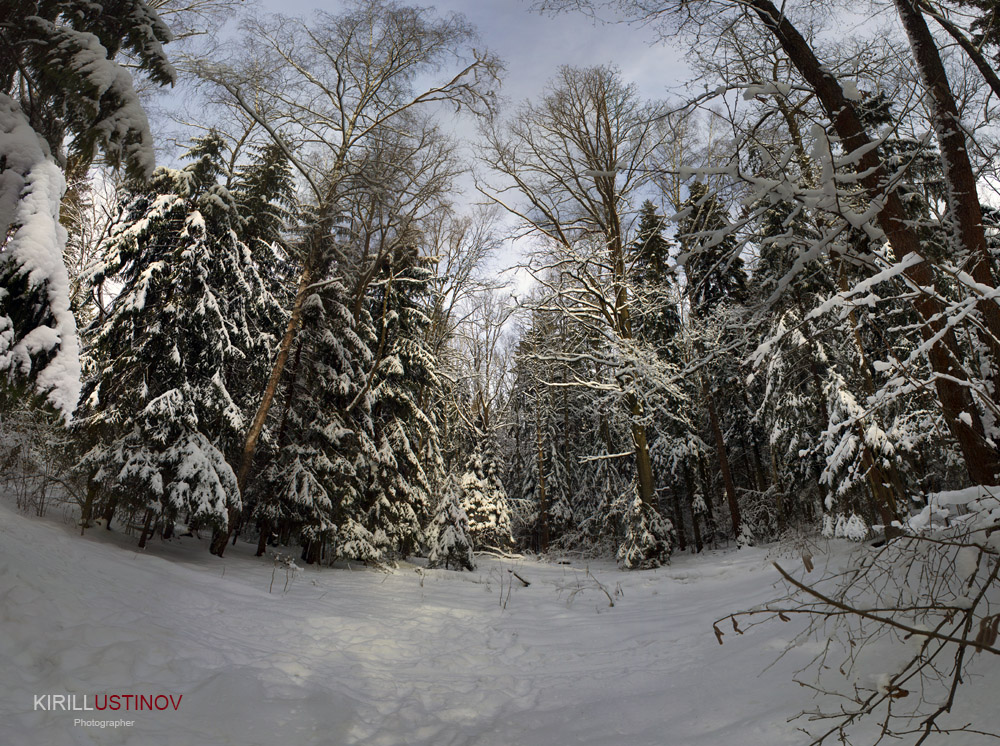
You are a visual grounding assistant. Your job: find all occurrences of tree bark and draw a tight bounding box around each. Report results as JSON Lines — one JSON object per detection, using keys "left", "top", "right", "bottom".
{"left": 237, "top": 264, "right": 314, "bottom": 494}
{"left": 100, "top": 495, "right": 117, "bottom": 529}
{"left": 749, "top": 0, "right": 1000, "bottom": 485}
{"left": 683, "top": 463, "right": 704, "bottom": 553}
{"left": 701, "top": 375, "right": 741, "bottom": 537}
{"left": 211, "top": 262, "right": 315, "bottom": 557}
{"left": 137, "top": 509, "right": 154, "bottom": 549}
{"left": 671, "top": 490, "right": 688, "bottom": 551}
{"left": 894, "top": 0, "right": 1000, "bottom": 379}
{"left": 256, "top": 520, "right": 270, "bottom": 557}
{"left": 535, "top": 400, "right": 550, "bottom": 553}
{"left": 629, "top": 400, "right": 658, "bottom": 510}
{"left": 79, "top": 480, "right": 99, "bottom": 535}
{"left": 919, "top": 0, "right": 1000, "bottom": 102}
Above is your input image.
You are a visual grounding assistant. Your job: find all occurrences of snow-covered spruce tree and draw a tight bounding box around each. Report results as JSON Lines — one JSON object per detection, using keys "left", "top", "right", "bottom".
{"left": 222, "top": 140, "right": 295, "bottom": 458}
{"left": 78, "top": 133, "right": 274, "bottom": 546}
{"left": 244, "top": 108, "right": 458, "bottom": 565}
{"left": 628, "top": 201, "right": 704, "bottom": 550}
{"left": 741, "top": 89, "right": 960, "bottom": 534}
{"left": 507, "top": 306, "right": 587, "bottom": 550}
{"left": 459, "top": 447, "right": 513, "bottom": 552}
{"left": 362, "top": 242, "right": 438, "bottom": 560}
{"left": 250, "top": 268, "right": 381, "bottom": 565}
{"left": 576, "top": 402, "right": 636, "bottom": 554}
{"left": 230, "top": 141, "right": 297, "bottom": 300}
{"left": 677, "top": 182, "right": 749, "bottom": 314}
{"left": 194, "top": 3, "right": 500, "bottom": 537}
{"left": 617, "top": 488, "right": 673, "bottom": 569}
{"left": 630, "top": 201, "right": 681, "bottom": 345}
{"left": 426, "top": 476, "right": 475, "bottom": 571}
{"left": 1, "top": 0, "right": 173, "bottom": 180}
{"left": 1, "top": 0, "right": 174, "bottom": 418}
{"left": 676, "top": 180, "right": 755, "bottom": 541}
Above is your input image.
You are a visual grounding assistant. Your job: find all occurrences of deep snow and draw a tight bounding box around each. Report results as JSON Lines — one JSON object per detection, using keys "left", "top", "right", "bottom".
{"left": 0, "top": 498, "right": 995, "bottom": 746}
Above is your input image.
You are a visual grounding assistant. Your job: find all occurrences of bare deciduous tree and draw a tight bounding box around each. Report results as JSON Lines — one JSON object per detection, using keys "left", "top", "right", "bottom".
{"left": 479, "top": 64, "right": 669, "bottom": 512}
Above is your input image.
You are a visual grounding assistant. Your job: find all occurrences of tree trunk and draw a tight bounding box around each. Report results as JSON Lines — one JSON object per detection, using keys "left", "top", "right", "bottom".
{"left": 919, "top": 0, "right": 1000, "bottom": 103}
{"left": 534, "top": 405, "right": 550, "bottom": 553}
{"left": 697, "top": 458, "right": 719, "bottom": 547}
{"left": 749, "top": 0, "right": 1000, "bottom": 485}
{"left": 211, "top": 263, "right": 316, "bottom": 558}
{"left": 702, "top": 376, "right": 741, "bottom": 537}
{"left": 80, "top": 480, "right": 99, "bottom": 535}
{"left": 256, "top": 520, "right": 270, "bottom": 557}
{"left": 100, "top": 495, "right": 117, "bottom": 529}
{"left": 631, "top": 415, "right": 657, "bottom": 510}
{"left": 671, "top": 490, "right": 687, "bottom": 552}
{"left": 137, "top": 509, "right": 154, "bottom": 549}
{"left": 771, "top": 449, "right": 786, "bottom": 532}
{"left": 683, "top": 463, "right": 704, "bottom": 553}
{"left": 237, "top": 264, "right": 314, "bottom": 493}
{"left": 895, "top": 0, "right": 1000, "bottom": 377}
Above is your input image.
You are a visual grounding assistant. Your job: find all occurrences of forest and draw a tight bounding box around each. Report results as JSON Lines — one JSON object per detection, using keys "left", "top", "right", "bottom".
{"left": 3, "top": 0, "right": 1000, "bottom": 740}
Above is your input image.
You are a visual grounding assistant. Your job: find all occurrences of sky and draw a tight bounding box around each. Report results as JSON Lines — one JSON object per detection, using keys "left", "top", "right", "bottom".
{"left": 153, "top": 0, "right": 692, "bottom": 292}
{"left": 258, "top": 0, "right": 687, "bottom": 104}
{"left": 231, "top": 0, "right": 689, "bottom": 290}
{"left": 263, "top": 0, "right": 682, "bottom": 101}
{"left": 418, "top": 0, "right": 685, "bottom": 102}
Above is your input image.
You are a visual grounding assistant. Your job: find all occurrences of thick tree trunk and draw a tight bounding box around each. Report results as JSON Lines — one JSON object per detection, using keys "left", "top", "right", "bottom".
{"left": 237, "top": 264, "right": 314, "bottom": 494}
{"left": 860, "top": 445, "right": 901, "bottom": 529}
{"left": 749, "top": 0, "right": 1000, "bottom": 485}
{"left": 100, "top": 495, "right": 117, "bottom": 529}
{"left": 631, "top": 414, "right": 658, "bottom": 511}
{"left": 256, "top": 521, "right": 269, "bottom": 557}
{"left": 671, "top": 490, "right": 687, "bottom": 552}
{"left": 919, "top": 0, "right": 1000, "bottom": 102}
{"left": 599, "top": 167, "right": 662, "bottom": 513}
{"left": 895, "top": 0, "right": 1000, "bottom": 364}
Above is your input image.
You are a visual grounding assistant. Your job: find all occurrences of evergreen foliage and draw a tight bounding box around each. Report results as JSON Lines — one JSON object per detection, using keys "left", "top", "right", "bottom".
{"left": 677, "top": 182, "right": 748, "bottom": 316}
{"left": 1, "top": 0, "right": 175, "bottom": 180}
{"left": 78, "top": 133, "right": 276, "bottom": 534}
{"left": 426, "top": 478, "right": 476, "bottom": 571}
{"left": 1, "top": 0, "right": 175, "bottom": 418}
{"left": 460, "top": 447, "right": 513, "bottom": 552}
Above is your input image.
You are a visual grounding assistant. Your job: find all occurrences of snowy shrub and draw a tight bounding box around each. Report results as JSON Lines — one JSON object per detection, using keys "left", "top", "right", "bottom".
{"left": 617, "top": 491, "right": 672, "bottom": 569}
{"left": 459, "top": 449, "right": 513, "bottom": 552}
{"left": 426, "top": 481, "right": 475, "bottom": 571}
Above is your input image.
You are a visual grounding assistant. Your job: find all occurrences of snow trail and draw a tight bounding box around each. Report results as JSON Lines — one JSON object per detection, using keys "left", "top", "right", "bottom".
{"left": 5, "top": 500, "right": 992, "bottom": 745}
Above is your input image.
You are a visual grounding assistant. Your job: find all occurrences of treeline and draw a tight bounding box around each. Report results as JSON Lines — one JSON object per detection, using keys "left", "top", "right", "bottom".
{"left": 2, "top": 0, "right": 999, "bottom": 570}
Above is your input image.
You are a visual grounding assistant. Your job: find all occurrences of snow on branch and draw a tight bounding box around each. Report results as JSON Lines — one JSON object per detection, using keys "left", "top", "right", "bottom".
{"left": 0, "top": 95, "right": 82, "bottom": 418}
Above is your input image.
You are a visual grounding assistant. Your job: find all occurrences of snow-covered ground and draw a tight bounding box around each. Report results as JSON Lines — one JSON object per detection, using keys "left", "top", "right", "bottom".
{"left": 0, "top": 498, "right": 995, "bottom": 746}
